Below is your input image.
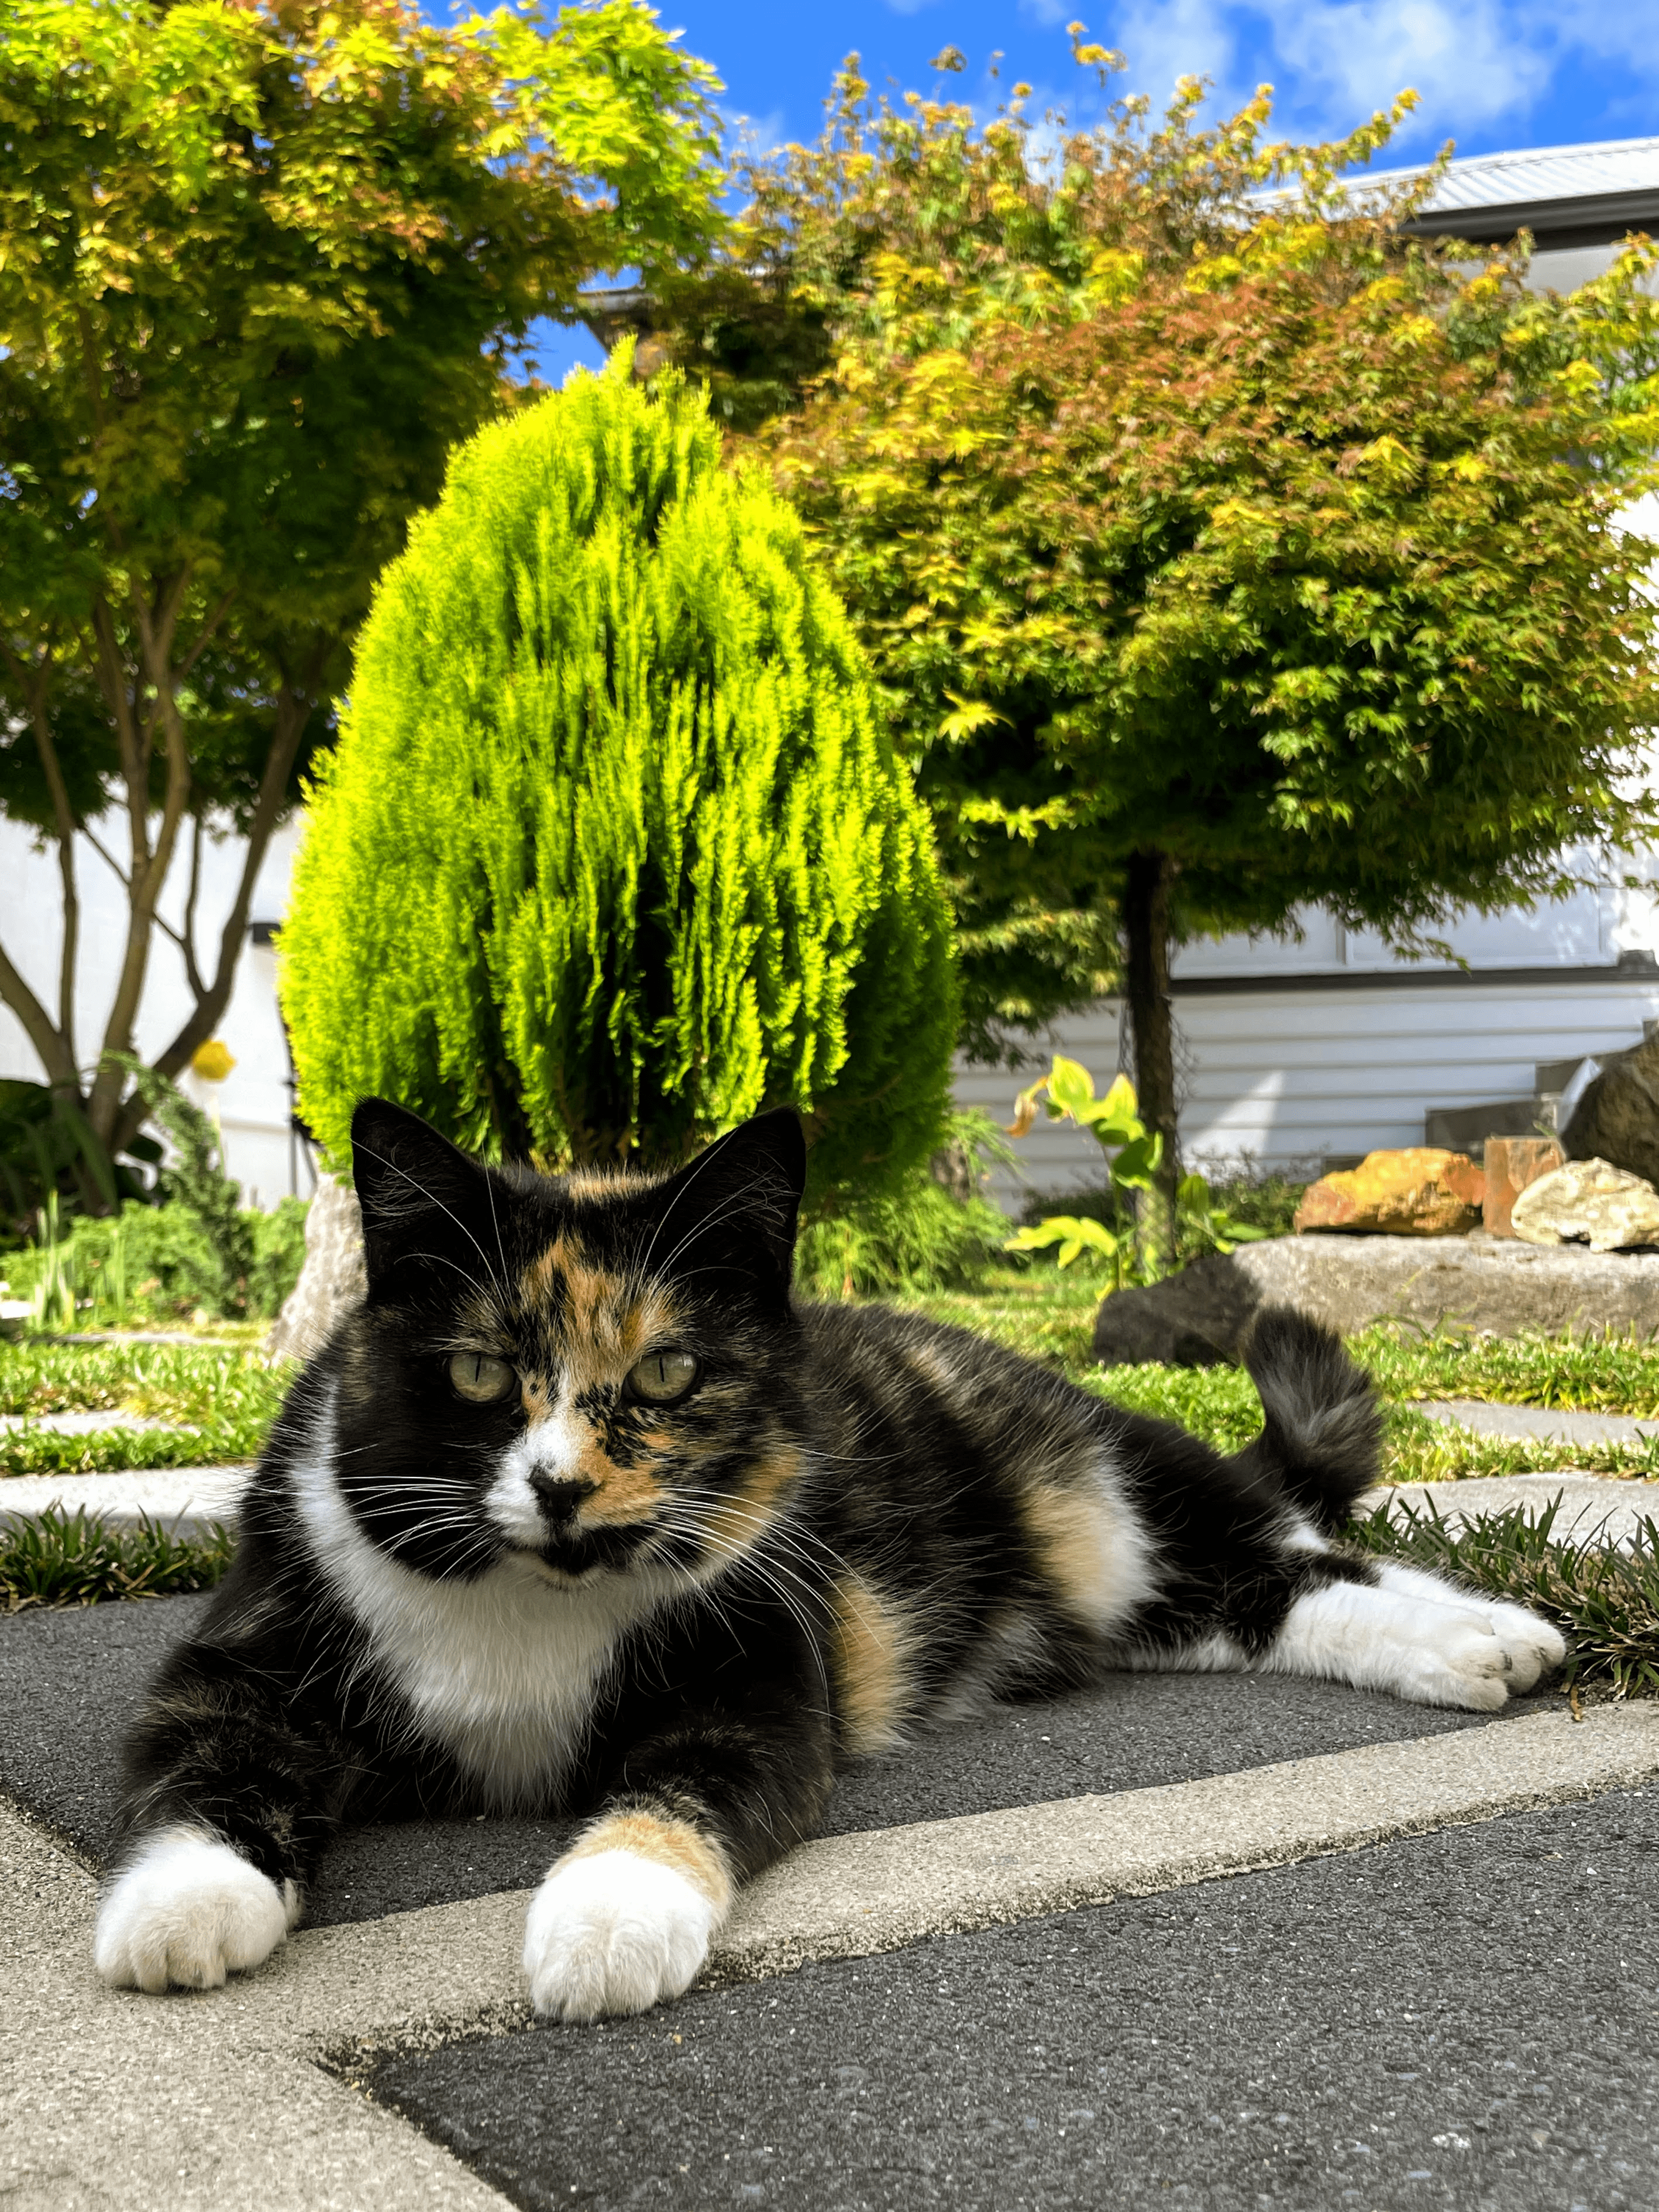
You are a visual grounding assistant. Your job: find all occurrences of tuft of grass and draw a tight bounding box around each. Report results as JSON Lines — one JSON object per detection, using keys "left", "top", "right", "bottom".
{"left": 1350, "top": 1494, "right": 1659, "bottom": 1700}
{"left": 1350, "top": 1324, "right": 1659, "bottom": 1420}
{"left": 0, "top": 1342, "right": 289, "bottom": 1474}
{"left": 0, "top": 1506, "right": 233, "bottom": 1611}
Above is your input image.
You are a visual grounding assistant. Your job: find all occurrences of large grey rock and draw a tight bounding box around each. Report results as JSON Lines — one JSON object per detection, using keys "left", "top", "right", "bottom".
{"left": 1512, "top": 1157, "right": 1659, "bottom": 1254}
{"left": 263, "top": 1174, "right": 365, "bottom": 1364}
{"left": 1562, "top": 1032, "right": 1659, "bottom": 1185}
{"left": 1090, "top": 1231, "right": 1659, "bottom": 1366}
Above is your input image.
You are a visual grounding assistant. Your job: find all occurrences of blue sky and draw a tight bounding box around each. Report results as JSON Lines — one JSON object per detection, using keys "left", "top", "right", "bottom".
{"left": 487, "top": 0, "right": 1659, "bottom": 383}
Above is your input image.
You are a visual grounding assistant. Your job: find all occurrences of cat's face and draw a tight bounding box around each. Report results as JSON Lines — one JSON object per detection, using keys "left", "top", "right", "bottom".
{"left": 326, "top": 1100, "right": 808, "bottom": 1591}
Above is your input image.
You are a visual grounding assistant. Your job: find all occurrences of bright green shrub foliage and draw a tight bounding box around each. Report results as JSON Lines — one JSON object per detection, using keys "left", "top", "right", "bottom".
{"left": 280, "top": 360, "right": 957, "bottom": 1203}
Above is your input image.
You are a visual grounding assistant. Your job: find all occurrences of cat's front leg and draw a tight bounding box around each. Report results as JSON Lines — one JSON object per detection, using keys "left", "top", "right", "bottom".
{"left": 94, "top": 1825, "right": 302, "bottom": 1993}
{"left": 525, "top": 1679, "right": 833, "bottom": 2022}
{"left": 95, "top": 1644, "right": 351, "bottom": 1993}
{"left": 523, "top": 1803, "right": 730, "bottom": 2021}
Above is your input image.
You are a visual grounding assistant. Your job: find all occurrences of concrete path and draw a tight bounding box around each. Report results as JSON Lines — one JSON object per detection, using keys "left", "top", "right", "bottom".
{"left": 1413, "top": 1396, "right": 1659, "bottom": 1448}
{"left": 0, "top": 1463, "right": 250, "bottom": 1531}
{"left": 0, "top": 1407, "right": 181, "bottom": 1436}
{"left": 359, "top": 1780, "right": 1659, "bottom": 2212}
{"left": 1364, "top": 1472, "right": 1659, "bottom": 1547}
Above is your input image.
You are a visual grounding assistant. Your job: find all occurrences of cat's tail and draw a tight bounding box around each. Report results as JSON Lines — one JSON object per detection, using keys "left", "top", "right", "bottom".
{"left": 1233, "top": 1305, "right": 1383, "bottom": 1535}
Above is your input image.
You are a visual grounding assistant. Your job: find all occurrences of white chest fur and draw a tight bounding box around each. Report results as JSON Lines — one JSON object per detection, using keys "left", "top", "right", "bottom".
{"left": 288, "top": 1399, "right": 649, "bottom": 1808}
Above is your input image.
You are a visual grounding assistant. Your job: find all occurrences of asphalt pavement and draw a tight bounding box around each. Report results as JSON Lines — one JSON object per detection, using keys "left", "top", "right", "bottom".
{"left": 4, "top": 1429, "right": 1658, "bottom": 2212}
{"left": 0, "top": 1589, "right": 1541, "bottom": 1921}
{"left": 353, "top": 1785, "right": 1659, "bottom": 2212}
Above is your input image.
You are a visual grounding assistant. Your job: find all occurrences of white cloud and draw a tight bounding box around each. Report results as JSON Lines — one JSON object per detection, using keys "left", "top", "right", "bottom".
{"left": 1102, "top": 0, "right": 1658, "bottom": 150}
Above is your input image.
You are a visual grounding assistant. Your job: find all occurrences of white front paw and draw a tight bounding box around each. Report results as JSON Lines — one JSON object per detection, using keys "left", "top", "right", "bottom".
{"left": 523, "top": 1849, "right": 714, "bottom": 2021}
{"left": 94, "top": 1826, "right": 297, "bottom": 1993}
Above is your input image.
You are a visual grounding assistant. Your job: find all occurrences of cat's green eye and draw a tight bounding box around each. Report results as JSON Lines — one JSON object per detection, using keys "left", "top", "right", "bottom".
{"left": 449, "top": 1352, "right": 518, "bottom": 1405}
{"left": 628, "top": 1348, "right": 700, "bottom": 1405}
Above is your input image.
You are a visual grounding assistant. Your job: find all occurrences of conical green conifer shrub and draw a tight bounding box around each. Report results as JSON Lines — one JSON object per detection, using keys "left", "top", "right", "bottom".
{"left": 280, "top": 357, "right": 957, "bottom": 1204}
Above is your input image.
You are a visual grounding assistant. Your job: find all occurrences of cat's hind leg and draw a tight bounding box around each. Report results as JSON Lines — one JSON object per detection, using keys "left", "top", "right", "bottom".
{"left": 1106, "top": 1307, "right": 1565, "bottom": 1711}
{"left": 1255, "top": 1552, "right": 1566, "bottom": 1711}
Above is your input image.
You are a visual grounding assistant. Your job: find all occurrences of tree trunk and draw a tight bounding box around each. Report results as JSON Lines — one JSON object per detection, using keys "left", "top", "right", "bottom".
{"left": 1123, "top": 847, "right": 1180, "bottom": 1278}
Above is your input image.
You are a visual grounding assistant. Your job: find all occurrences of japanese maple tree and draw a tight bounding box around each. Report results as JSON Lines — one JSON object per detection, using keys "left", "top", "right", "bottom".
{"left": 0, "top": 0, "right": 724, "bottom": 1186}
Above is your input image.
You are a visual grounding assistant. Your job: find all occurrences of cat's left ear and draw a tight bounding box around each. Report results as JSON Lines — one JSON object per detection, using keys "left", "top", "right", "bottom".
{"left": 350, "top": 1098, "right": 498, "bottom": 1294}
{"left": 650, "top": 1109, "right": 806, "bottom": 1296}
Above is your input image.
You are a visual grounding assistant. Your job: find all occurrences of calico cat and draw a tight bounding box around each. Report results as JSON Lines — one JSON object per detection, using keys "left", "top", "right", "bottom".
{"left": 94, "top": 1099, "right": 1565, "bottom": 2020}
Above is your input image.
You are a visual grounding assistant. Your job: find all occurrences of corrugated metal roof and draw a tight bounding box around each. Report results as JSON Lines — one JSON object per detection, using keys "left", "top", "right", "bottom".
{"left": 1354, "top": 136, "right": 1659, "bottom": 217}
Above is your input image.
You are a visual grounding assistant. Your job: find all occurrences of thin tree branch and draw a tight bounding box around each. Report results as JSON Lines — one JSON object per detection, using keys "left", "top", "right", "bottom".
{"left": 0, "top": 935, "right": 79, "bottom": 1094}
{"left": 0, "top": 638, "right": 82, "bottom": 1071}
{"left": 87, "top": 587, "right": 197, "bottom": 1146}
{"left": 80, "top": 822, "right": 130, "bottom": 892}
{"left": 181, "top": 812, "right": 207, "bottom": 1000}
{"left": 136, "top": 664, "right": 322, "bottom": 1142}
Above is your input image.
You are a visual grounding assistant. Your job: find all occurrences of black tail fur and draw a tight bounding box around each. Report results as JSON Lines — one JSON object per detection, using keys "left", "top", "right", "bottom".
{"left": 1231, "top": 1305, "right": 1382, "bottom": 1534}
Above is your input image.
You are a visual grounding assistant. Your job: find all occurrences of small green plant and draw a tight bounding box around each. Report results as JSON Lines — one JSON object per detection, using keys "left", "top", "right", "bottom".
{"left": 0, "top": 1077, "right": 161, "bottom": 1235}
{"left": 4, "top": 1196, "right": 307, "bottom": 1327}
{"left": 1192, "top": 1160, "right": 1310, "bottom": 1243}
{"left": 1350, "top": 1494, "right": 1659, "bottom": 1700}
{"left": 795, "top": 1112, "right": 1014, "bottom": 1298}
{"left": 101, "top": 1055, "right": 255, "bottom": 1313}
{"left": 27, "top": 1190, "right": 77, "bottom": 1331}
{"left": 0, "top": 1507, "right": 233, "bottom": 1612}
{"left": 1005, "top": 1058, "right": 1265, "bottom": 1289}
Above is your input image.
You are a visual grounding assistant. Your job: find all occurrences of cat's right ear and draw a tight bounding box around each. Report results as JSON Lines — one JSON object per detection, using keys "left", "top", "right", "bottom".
{"left": 350, "top": 1098, "right": 496, "bottom": 1293}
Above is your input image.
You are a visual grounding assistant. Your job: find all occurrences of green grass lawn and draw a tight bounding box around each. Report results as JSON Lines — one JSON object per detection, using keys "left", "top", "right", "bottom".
{"left": 900, "top": 1271, "right": 1659, "bottom": 1481}
{"left": 0, "top": 1340, "right": 292, "bottom": 1474}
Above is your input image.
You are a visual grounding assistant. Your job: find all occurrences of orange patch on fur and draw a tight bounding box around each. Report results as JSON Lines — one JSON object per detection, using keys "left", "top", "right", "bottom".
{"left": 574, "top": 1461, "right": 665, "bottom": 1528}
{"left": 700, "top": 1447, "right": 804, "bottom": 1563}
{"left": 521, "top": 1235, "right": 677, "bottom": 1380}
{"left": 563, "top": 1810, "right": 731, "bottom": 1911}
{"left": 830, "top": 1577, "right": 914, "bottom": 1755}
{"left": 521, "top": 1374, "right": 556, "bottom": 1424}
{"left": 1020, "top": 1481, "right": 1148, "bottom": 1635}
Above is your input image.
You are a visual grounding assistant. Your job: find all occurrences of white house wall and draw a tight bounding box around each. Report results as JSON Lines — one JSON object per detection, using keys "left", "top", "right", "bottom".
{"left": 960, "top": 976, "right": 1659, "bottom": 1208}
{"left": 0, "top": 814, "right": 304, "bottom": 1209}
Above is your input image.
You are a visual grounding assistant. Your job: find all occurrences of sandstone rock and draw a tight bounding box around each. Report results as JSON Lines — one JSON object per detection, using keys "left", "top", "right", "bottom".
{"left": 1510, "top": 1157, "right": 1659, "bottom": 1254}
{"left": 1090, "top": 1232, "right": 1659, "bottom": 1367}
{"left": 264, "top": 1175, "right": 366, "bottom": 1364}
{"left": 1561, "top": 1032, "right": 1659, "bottom": 1186}
{"left": 1482, "top": 1136, "right": 1566, "bottom": 1238}
{"left": 1292, "top": 1148, "right": 1484, "bottom": 1237}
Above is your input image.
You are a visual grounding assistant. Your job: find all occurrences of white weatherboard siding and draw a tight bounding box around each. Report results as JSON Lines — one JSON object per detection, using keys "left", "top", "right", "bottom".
{"left": 961, "top": 978, "right": 1659, "bottom": 1204}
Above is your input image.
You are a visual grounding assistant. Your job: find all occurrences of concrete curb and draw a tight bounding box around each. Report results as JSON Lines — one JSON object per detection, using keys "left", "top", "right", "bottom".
{"left": 0, "top": 1798, "right": 510, "bottom": 2212}
{"left": 707, "top": 1701, "right": 1659, "bottom": 1983}
{"left": 0, "top": 1464, "right": 252, "bottom": 1532}
{"left": 1412, "top": 1397, "right": 1659, "bottom": 1448}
